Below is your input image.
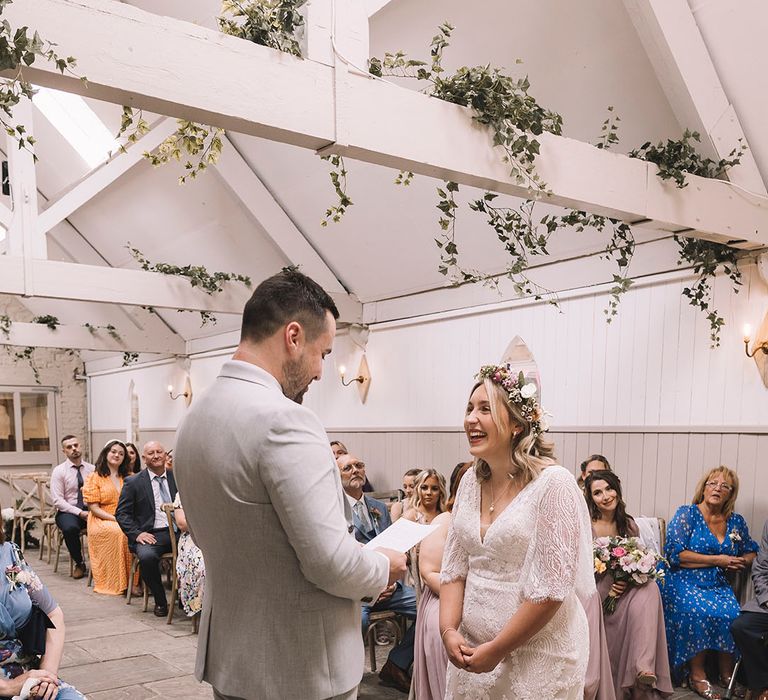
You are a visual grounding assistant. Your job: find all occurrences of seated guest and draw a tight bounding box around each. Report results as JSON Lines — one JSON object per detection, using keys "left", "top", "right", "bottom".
{"left": 126, "top": 442, "right": 142, "bottom": 474}
{"left": 584, "top": 471, "right": 673, "bottom": 699}
{"left": 116, "top": 441, "right": 178, "bottom": 617}
{"left": 337, "top": 453, "right": 416, "bottom": 694}
{"left": 731, "top": 518, "right": 768, "bottom": 700}
{"left": 402, "top": 469, "right": 447, "bottom": 525}
{"left": 661, "top": 466, "right": 758, "bottom": 698}
{"left": 391, "top": 468, "right": 423, "bottom": 521}
{"left": 412, "top": 461, "right": 471, "bottom": 700}
{"left": 0, "top": 526, "right": 85, "bottom": 699}
{"left": 173, "top": 493, "right": 206, "bottom": 617}
{"left": 331, "top": 440, "right": 374, "bottom": 492}
{"left": 164, "top": 449, "right": 174, "bottom": 471}
{"left": 82, "top": 440, "right": 133, "bottom": 596}
{"left": 50, "top": 434, "right": 94, "bottom": 580}
{"left": 578, "top": 453, "right": 612, "bottom": 491}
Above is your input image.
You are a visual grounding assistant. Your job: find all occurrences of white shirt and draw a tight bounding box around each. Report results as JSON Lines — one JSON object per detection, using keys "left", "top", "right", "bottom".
{"left": 150, "top": 469, "right": 172, "bottom": 530}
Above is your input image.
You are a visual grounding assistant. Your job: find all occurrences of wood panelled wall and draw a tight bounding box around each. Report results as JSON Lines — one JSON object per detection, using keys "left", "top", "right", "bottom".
{"left": 328, "top": 429, "right": 768, "bottom": 536}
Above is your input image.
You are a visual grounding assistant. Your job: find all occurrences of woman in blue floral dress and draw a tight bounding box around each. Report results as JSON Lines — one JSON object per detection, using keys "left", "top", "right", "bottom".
{"left": 661, "top": 466, "right": 758, "bottom": 699}
{"left": 0, "top": 528, "right": 85, "bottom": 699}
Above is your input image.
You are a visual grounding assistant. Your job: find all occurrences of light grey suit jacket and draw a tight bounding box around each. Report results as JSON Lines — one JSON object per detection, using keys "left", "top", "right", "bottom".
{"left": 175, "top": 361, "right": 388, "bottom": 699}
{"left": 742, "top": 519, "right": 768, "bottom": 614}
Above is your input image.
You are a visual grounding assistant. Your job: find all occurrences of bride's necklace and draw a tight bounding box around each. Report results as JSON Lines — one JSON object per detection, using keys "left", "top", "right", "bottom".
{"left": 488, "top": 472, "right": 519, "bottom": 513}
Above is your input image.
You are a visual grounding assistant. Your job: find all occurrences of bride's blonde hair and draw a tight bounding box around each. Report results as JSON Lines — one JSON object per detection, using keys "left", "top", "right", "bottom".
{"left": 471, "top": 378, "right": 555, "bottom": 486}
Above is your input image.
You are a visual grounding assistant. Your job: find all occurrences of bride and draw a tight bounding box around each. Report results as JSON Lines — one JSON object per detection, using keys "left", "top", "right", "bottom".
{"left": 440, "top": 364, "right": 595, "bottom": 699}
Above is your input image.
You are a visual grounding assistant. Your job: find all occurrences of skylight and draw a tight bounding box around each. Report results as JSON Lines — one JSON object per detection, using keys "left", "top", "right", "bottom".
{"left": 32, "top": 87, "right": 119, "bottom": 168}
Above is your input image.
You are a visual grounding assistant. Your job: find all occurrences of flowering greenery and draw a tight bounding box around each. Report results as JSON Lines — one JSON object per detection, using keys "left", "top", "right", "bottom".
{"left": 475, "top": 364, "right": 547, "bottom": 436}
{"left": 593, "top": 536, "right": 666, "bottom": 614}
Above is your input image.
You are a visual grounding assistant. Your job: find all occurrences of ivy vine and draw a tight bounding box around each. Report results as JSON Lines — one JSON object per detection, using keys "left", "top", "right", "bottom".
{"left": 127, "top": 245, "right": 251, "bottom": 327}
{"left": 674, "top": 236, "right": 742, "bottom": 347}
{"left": 83, "top": 322, "right": 122, "bottom": 342}
{"left": 0, "top": 0, "right": 80, "bottom": 154}
{"left": 117, "top": 0, "right": 306, "bottom": 184}
{"left": 122, "top": 352, "right": 139, "bottom": 367}
{"left": 630, "top": 129, "right": 746, "bottom": 189}
{"left": 32, "top": 314, "right": 60, "bottom": 331}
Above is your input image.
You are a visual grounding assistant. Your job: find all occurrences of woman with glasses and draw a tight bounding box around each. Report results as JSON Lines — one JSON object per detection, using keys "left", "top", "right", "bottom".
{"left": 661, "top": 466, "right": 759, "bottom": 699}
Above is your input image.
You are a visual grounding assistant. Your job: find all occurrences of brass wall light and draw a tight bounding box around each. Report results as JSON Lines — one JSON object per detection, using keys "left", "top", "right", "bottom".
{"left": 167, "top": 374, "right": 193, "bottom": 406}
{"left": 743, "top": 324, "right": 768, "bottom": 358}
{"left": 338, "top": 355, "right": 371, "bottom": 403}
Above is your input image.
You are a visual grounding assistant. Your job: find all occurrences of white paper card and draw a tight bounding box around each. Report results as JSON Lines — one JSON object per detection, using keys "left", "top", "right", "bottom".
{"left": 362, "top": 517, "right": 439, "bottom": 552}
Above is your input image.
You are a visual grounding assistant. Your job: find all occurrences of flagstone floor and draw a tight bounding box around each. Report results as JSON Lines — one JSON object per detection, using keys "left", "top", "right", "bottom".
{"left": 33, "top": 550, "right": 702, "bottom": 698}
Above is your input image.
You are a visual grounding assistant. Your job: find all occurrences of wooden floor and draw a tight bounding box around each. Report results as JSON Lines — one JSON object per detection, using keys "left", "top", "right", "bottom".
{"left": 35, "top": 549, "right": 701, "bottom": 698}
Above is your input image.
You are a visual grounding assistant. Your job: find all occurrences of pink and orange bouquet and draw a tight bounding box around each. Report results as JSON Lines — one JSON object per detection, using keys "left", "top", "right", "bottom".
{"left": 593, "top": 536, "right": 666, "bottom": 614}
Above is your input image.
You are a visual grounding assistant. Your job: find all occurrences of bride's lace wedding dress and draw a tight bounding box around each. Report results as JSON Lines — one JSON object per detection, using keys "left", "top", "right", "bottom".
{"left": 441, "top": 465, "right": 595, "bottom": 700}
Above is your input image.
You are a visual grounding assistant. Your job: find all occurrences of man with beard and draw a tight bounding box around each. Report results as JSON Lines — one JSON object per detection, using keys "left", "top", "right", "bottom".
{"left": 50, "top": 435, "right": 95, "bottom": 579}
{"left": 174, "top": 269, "right": 406, "bottom": 700}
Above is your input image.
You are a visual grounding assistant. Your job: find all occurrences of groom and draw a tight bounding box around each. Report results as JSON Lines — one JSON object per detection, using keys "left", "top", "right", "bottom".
{"left": 175, "top": 269, "right": 406, "bottom": 700}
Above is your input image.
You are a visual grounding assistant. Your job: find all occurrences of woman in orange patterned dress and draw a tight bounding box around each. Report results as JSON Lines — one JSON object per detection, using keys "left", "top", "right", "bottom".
{"left": 82, "top": 440, "right": 132, "bottom": 595}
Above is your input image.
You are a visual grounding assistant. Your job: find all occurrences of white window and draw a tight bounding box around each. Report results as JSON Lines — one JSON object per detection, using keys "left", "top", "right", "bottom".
{"left": 0, "top": 387, "right": 56, "bottom": 467}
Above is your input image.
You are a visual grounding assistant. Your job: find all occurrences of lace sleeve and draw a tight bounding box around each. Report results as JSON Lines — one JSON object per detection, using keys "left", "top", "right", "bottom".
{"left": 522, "top": 468, "right": 590, "bottom": 603}
{"left": 440, "top": 516, "right": 469, "bottom": 584}
{"left": 439, "top": 471, "right": 472, "bottom": 584}
{"left": 665, "top": 505, "right": 694, "bottom": 568}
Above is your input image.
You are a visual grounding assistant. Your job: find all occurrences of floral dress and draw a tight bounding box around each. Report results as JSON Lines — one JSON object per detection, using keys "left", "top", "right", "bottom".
{"left": 440, "top": 466, "right": 595, "bottom": 700}
{"left": 0, "top": 542, "right": 85, "bottom": 699}
{"left": 173, "top": 494, "right": 205, "bottom": 616}
{"left": 661, "top": 504, "right": 759, "bottom": 671}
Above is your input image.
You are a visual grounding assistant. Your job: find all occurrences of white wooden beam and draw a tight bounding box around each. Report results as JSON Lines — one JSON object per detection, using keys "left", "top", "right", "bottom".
{"left": 0, "top": 202, "right": 12, "bottom": 229}
{"left": 37, "top": 118, "right": 178, "bottom": 235}
{"left": 213, "top": 136, "right": 346, "bottom": 295}
{"left": 7, "top": 0, "right": 768, "bottom": 248}
{"left": 304, "top": 0, "right": 369, "bottom": 67}
{"left": 0, "top": 256, "right": 250, "bottom": 313}
{"left": 365, "top": 0, "right": 394, "bottom": 18}
{"left": 0, "top": 321, "right": 184, "bottom": 354}
{"left": 6, "top": 100, "right": 45, "bottom": 259}
{"left": 622, "top": 0, "right": 766, "bottom": 194}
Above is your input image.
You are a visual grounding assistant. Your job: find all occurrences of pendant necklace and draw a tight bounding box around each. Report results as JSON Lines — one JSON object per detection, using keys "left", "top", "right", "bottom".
{"left": 488, "top": 472, "right": 518, "bottom": 513}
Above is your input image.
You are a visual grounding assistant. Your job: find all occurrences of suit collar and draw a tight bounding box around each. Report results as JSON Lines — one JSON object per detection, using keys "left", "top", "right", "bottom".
{"left": 219, "top": 360, "right": 282, "bottom": 394}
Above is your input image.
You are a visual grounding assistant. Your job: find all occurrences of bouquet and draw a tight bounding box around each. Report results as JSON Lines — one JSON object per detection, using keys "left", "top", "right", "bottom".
{"left": 593, "top": 536, "right": 666, "bottom": 614}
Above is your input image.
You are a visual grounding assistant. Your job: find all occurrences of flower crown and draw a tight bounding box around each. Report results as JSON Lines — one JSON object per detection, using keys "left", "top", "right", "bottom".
{"left": 475, "top": 364, "right": 549, "bottom": 436}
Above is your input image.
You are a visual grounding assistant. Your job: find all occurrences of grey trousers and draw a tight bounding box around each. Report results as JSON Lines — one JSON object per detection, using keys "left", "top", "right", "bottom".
{"left": 214, "top": 688, "right": 357, "bottom": 700}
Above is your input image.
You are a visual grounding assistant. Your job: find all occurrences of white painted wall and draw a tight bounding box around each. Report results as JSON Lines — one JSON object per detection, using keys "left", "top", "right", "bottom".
{"left": 87, "top": 262, "right": 768, "bottom": 530}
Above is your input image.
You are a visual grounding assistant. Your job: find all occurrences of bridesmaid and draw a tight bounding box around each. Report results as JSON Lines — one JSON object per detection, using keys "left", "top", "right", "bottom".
{"left": 584, "top": 470, "right": 673, "bottom": 700}
{"left": 402, "top": 469, "right": 447, "bottom": 525}
{"left": 412, "top": 462, "right": 471, "bottom": 700}
{"left": 82, "top": 440, "right": 133, "bottom": 595}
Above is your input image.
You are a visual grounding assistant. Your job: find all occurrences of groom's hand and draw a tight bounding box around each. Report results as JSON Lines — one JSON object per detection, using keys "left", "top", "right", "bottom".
{"left": 376, "top": 547, "right": 407, "bottom": 586}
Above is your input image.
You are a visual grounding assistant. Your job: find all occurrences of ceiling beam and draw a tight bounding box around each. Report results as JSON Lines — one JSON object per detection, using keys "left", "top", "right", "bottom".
{"left": 0, "top": 256, "right": 251, "bottom": 313}
{"left": 0, "top": 321, "right": 184, "bottom": 354}
{"left": 6, "top": 0, "right": 768, "bottom": 248}
{"left": 365, "top": 0, "right": 395, "bottom": 18}
{"left": 622, "top": 0, "right": 766, "bottom": 195}
{"left": 37, "top": 117, "right": 178, "bottom": 235}
{"left": 213, "top": 136, "right": 348, "bottom": 296}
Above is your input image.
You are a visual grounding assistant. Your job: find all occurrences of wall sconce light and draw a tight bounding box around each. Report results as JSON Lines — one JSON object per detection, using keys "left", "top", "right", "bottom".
{"left": 167, "top": 375, "right": 193, "bottom": 406}
{"left": 743, "top": 324, "right": 768, "bottom": 358}
{"left": 338, "top": 355, "right": 371, "bottom": 403}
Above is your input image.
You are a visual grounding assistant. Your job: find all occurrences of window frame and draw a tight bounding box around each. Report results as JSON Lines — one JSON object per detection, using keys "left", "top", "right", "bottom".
{"left": 0, "top": 385, "right": 57, "bottom": 467}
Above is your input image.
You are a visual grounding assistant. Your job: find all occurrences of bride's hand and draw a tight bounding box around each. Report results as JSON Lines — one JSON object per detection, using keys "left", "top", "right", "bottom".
{"left": 443, "top": 629, "right": 469, "bottom": 669}
{"left": 461, "top": 641, "right": 504, "bottom": 674}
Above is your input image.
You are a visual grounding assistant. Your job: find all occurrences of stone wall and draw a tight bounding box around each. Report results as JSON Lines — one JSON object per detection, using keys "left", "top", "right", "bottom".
{"left": 0, "top": 295, "right": 88, "bottom": 461}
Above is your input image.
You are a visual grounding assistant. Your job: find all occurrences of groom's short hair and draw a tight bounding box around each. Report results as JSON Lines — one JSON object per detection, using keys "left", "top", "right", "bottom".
{"left": 240, "top": 269, "right": 339, "bottom": 343}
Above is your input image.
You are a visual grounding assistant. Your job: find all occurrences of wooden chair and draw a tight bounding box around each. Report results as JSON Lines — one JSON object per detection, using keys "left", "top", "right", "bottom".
{"left": 366, "top": 609, "right": 404, "bottom": 673}
{"left": 53, "top": 528, "right": 88, "bottom": 577}
{"left": 634, "top": 516, "right": 667, "bottom": 555}
{"left": 126, "top": 503, "right": 178, "bottom": 625}
{"left": 8, "top": 471, "right": 48, "bottom": 554}
{"left": 369, "top": 490, "right": 403, "bottom": 504}
{"left": 34, "top": 475, "right": 57, "bottom": 561}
